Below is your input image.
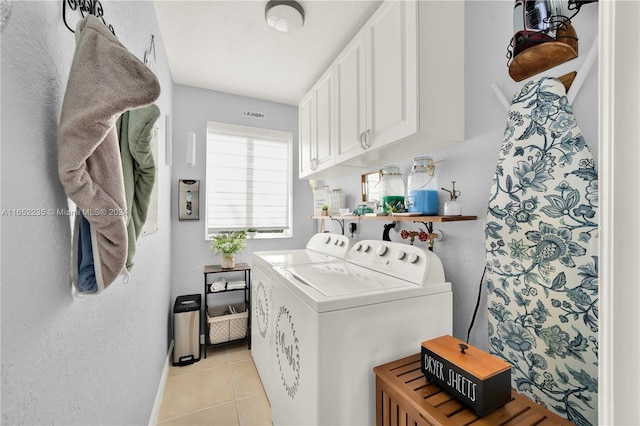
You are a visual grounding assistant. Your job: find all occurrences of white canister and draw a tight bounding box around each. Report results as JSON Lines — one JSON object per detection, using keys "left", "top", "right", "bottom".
{"left": 329, "top": 189, "right": 346, "bottom": 215}
{"left": 444, "top": 199, "right": 462, "bottom": 216}
{"left": 313, "top": 186, "right": 331, "bottom": 216}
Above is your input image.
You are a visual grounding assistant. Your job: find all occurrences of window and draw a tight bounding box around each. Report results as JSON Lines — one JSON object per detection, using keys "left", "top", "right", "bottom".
{"left": 205, "top": 121, "right": 293, "bottom": 239}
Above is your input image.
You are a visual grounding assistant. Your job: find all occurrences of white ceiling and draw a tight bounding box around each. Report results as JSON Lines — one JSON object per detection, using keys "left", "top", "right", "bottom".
{"left": 154, "top": 1, "right": 383, "bottom": 106}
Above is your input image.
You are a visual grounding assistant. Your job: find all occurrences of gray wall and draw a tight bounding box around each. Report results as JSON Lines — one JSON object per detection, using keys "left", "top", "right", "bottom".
{"left": 1, "top": 1, "right": 173, "bottom": 424}
{"left": 170, "top": 85, "right": 314, "bottom": 303}
{"left": 322, "top": 1, "right": 598, "bottom": 349}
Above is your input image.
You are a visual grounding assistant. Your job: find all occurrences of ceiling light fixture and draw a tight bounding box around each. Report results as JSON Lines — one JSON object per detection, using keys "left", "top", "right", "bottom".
{"left": 265, "top": 0, "right": 305, "bottom": 34}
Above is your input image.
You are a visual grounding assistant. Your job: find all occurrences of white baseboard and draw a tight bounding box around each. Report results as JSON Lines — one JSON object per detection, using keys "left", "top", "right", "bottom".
{"left": 148, "top": 340, "right": 173, "bottom": 426}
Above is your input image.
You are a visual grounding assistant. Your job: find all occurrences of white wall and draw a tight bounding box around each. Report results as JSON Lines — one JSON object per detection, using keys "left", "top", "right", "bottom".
{"left": 170, "top": 85, "right": 314, "bottom": 303}
{"left": 322, "top": 1, "right": 598, "bottom": 349}
{"left": 1, "top": 1, "right": 173, "bottom": 424}
{"left": 599, "top": 1, "right": 640, "bottom": 424}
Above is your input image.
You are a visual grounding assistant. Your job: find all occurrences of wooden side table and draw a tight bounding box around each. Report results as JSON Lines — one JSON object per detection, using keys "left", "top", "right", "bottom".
{"left": 373, "top": 354, "right": 575, "bottom": 426}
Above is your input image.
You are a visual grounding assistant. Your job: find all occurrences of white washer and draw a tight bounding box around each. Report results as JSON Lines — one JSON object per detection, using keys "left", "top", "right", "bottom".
{"left": 251, "top": 233, "right": 353, "bottom": 400}
{"left": 269, "top": 239, "right": 453, "bottom": 426}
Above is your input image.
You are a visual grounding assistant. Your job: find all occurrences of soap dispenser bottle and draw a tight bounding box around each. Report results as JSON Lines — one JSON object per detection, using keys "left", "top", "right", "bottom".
{"left": 407, "top": 157, "right": 439, "bottom": 215}
{"left": 442, "top": 181, "right": 462, "bottom": 216}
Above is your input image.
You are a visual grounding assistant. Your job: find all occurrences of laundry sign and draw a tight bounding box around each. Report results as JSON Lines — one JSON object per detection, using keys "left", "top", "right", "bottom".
{"left": 242, "top": 109, "right": 266, "bottom": 120}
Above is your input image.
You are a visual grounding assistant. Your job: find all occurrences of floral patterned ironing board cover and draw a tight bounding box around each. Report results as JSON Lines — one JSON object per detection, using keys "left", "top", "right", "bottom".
{"left": 485, "top": 77, "right": 598, "bottom": 426}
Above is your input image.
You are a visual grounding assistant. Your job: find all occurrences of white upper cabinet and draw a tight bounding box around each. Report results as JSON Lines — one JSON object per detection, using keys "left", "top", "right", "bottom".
{"left": 334, "top": 29, "right": 367, "bottom": 163}
{"left": 300, "top": 0, "right": 464, "bottom": 178}
{"left": 364, "top": 0, "right": 418, "bottom": 153}
{"left": 299, "top": 67, "right": 335, "bottom": 178}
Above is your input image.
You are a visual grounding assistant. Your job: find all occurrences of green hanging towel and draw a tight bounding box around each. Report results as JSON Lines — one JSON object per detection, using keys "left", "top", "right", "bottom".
{"left": 117, "top": 103, "right": 160, "bottom": 271}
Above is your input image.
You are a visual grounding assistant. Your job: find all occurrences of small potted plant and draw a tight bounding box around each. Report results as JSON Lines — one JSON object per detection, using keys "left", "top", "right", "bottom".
{"left": 211, "top": 230, "right": 247, "bottom": 269}
{"left": 321, "top": 205, "right": 329, "bottom": 216}
{"left": 247, "top": 228, "right": 257, "bottom": 238}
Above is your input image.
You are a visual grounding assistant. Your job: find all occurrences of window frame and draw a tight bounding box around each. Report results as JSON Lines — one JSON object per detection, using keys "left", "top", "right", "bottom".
{"left": 204, "top": 121, "right": 293, "bottom": 240}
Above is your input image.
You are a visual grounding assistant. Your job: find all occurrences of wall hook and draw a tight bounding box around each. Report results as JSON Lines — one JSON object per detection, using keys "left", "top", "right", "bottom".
{"left": 382, "top": 222, "right": 396, "bottom": 241}
{"left": 62, "top": 0, "right": 115, "bottom": 36}
{"left": 144, "top": 34, "right": 156, "bottom": 67}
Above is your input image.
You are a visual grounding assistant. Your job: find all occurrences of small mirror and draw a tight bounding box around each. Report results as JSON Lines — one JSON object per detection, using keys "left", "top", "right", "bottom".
{"left": 361, "top": 170, "right": 382, "bottom": 203}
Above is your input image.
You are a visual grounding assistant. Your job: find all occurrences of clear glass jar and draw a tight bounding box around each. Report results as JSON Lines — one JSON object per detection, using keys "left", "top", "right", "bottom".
{"left": 406, "top": 157, "right": 438, "bottom": 215}
{"left": 379, "top": 165, "right": 405, "bottom": 214}
{"left": 329, "top": 188, "right": 345, "bottom": 215}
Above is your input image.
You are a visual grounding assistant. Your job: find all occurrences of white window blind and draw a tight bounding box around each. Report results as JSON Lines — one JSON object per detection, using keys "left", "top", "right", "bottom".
{"left": 205, "top": 121, "right": 292, "bottom": 238}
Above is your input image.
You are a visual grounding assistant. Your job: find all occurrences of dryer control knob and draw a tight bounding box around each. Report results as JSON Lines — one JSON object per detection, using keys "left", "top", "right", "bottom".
{"left": 355, "top": 243, "right": 362, "bottom": 251}
{"left": 337, "top": 240, "right": 345, "bottom": 246}
{"left": 397, "top": 250, "right": 406, "bottom": 260}
{"left": 408, "top": 253, "right": 420, "bottom": 264}
{"left": 362, "top": 244, "right": 371, "bottom": 252}
{"left": 323, "top": 235, "right": 331, "bottom": 244}
{"left": 376, "top": 245, "right": 388, "bottom": 256}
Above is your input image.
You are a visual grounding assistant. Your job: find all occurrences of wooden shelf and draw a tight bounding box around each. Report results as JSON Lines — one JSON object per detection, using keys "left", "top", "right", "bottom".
{"left": 373, "top": 353, "right": 574, "bottom": 425}
{"left": 204, "top": 263, "right": 251, "bottom": 274}
{"left": 311, "top": 214, "right": 478, "bottom": 250}
{"left": 311, "top": 215, "right": 477, "bottom": 223}
{"left": 311, "top": 215, "right": 477, "bottom": 246}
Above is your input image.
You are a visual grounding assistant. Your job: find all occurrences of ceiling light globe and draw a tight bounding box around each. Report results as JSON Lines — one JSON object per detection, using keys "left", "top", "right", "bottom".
{"left": 265, "top": 1, "right": 305, "bottom": 34}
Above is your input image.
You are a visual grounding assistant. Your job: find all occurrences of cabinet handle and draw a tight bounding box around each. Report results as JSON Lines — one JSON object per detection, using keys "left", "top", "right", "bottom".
{"left": 362, "top": 129, "right": 371, "bottom": 149}
{"left": 359, "top": 131, "right": 366, "bottom": 150}
{"left": 310, "top": 158, "right": 318, "bottom": 171}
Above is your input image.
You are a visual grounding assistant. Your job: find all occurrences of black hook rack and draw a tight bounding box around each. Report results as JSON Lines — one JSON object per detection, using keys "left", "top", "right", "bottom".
{"left": 382, "top": 222, "right": 396, "bottom": 242}
{"left": 62, "top": 0, "right": 116, "bottom": 36}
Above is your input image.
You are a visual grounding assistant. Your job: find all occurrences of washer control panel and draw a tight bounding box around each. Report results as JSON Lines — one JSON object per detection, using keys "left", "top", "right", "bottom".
{"left": 347, "top": 240, "right": 445, "bottom": 285}
{"left": 306, "top": 233, "right": 354, "bottom": 258}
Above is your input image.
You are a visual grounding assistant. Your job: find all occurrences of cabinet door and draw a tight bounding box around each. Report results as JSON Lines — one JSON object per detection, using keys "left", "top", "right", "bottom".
{"left": 298, "top": 93, "right": 313, "bottom": 178}
{"left": 313, "top": 69, "right": 334, "bottom": 171}
{"left": 334, "top": 31, "right": 367, "bottom": 163}
{"left": 365, "top": 0, "right": 417, "bottom": 149}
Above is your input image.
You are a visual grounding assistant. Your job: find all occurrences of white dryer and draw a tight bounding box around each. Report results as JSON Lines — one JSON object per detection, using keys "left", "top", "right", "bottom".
{"left": 251, "top": 233, "right": 353, "bottom": 400}
{"left": 269, "top": 239, "right": 453, "bottom": 426}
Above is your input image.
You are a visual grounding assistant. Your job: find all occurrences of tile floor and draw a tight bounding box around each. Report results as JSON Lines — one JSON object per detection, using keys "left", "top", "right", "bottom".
{"left": 157, "top": 343, "right": 271, "bottom": 425}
